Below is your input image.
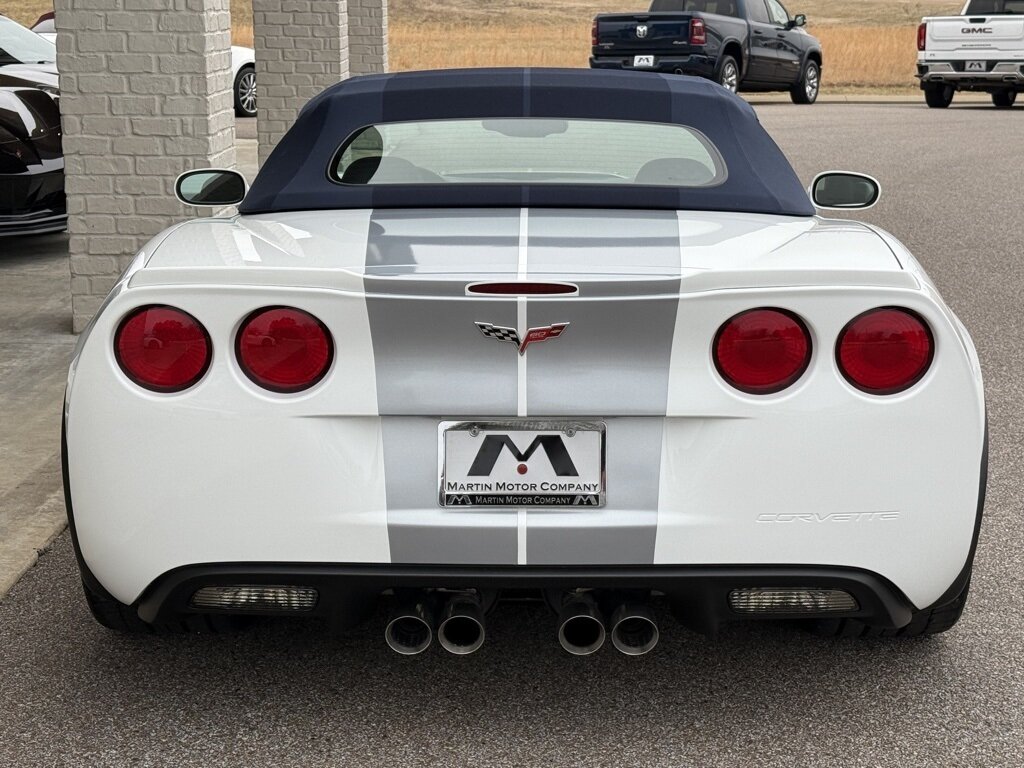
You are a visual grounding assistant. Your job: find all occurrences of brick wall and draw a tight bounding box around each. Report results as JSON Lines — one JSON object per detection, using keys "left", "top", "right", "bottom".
{"left": 252, "top": 0, "right": 350, "bottom": 167}
{"left": 55, "top": 0, "right": 235, "bottom": 333}
{"left": 348, "top": 0, "right": 388, "bottom": 76}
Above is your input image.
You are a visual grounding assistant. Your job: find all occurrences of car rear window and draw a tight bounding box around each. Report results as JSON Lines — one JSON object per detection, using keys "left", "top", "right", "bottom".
{"left": 649, "top": 0, "right": 741, "bottom": 15}
{"left": 330, "top": 118, "right": 727, "bottom": 188}
{"left": 963, "top": 0, "right": 1024, "bottom": 12}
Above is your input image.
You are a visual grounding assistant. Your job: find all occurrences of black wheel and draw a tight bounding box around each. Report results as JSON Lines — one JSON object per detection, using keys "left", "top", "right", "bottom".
{"left": 715, "top": 55, "right": 739, "bottom": 94}
{"left": 992, "top": 89, "right": 1017, "bottom": 108}
{"left": 233, "top": 65, "right": 257, "bottom": 118}
{"left": 790, "top": 59, "right": 820, "bottom": 104}
{"left": 82, "top": 579, "right": 247, "bottom": 634}
{"left": 924, "top": 83, "right": 954, "bottom": 108}
{"left": 809, "top": 578, "right": 971, "bottom": 638}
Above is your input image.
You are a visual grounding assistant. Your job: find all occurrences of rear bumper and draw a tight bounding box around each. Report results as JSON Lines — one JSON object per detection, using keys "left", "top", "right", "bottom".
{"left": 917, "top": 61, "right": 1024, "bottom": 89}
{"left": 135, "top": 562, "right": 916, "bottom": 632}
{"left": 590, "top": 54, "right": 717, "bottom": 78}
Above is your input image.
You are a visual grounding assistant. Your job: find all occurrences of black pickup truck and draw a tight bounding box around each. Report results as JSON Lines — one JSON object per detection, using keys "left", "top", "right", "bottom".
{"left": 591, "top": 0, "right": 823, "bottom": 104}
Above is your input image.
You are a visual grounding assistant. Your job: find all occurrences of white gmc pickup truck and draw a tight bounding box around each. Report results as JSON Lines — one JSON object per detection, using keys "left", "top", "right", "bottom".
{"left": 917, "top": 0, "right": 1024, "bottom": 107}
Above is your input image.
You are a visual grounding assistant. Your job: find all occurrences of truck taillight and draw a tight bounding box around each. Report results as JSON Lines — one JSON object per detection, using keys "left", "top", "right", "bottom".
{"left": 592, "top": 20, "right": 598, "bottom": 47}
{"left": 917, "top": 23, "right": 927, "bottom": 51}
{"left": 690, "top": 18, "right": 707, "bottom": 46}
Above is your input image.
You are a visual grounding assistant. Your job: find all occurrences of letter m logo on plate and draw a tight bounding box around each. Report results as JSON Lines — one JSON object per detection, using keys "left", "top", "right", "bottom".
{"left": 467, "top": 435, "right": 579, "bottom": 477}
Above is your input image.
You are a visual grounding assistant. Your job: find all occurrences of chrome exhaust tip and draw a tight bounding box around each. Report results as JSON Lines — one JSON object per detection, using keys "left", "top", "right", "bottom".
{"left": 610, "top": 604, "right": 659, "bottom": 656}
{"left": 385, "top": 597, "right": 434, "bottom": 655}
{"left": 438, "top": 595, "right": 486, "bottom": 655}
{"left": 557, "top": 595, "right": 606, "bottom": 656}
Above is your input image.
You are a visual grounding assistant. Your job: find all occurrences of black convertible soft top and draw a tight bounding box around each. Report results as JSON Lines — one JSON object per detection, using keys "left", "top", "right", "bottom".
{"left": 239, "top": 68, "right": 815, "bottom": 217}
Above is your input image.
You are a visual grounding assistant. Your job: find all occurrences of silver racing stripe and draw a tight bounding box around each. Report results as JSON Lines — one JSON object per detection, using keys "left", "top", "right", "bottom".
{"left": 367, "top": 208, "right": 681, "bottom": 566}
{"left": 366, "top": 210, "right": 522, "bottom": 564}
{"left": 524, "top": 210, "right": 681, "bottom": 565}
{"left": 526, "top": 417, "right": 663, "bottom": 564}
{"left": 525, "top": 209, "right": 681, "bottom": 416}
{"left": 382, "top": 417, "right": 518, "bottom": 564}
{"left": 365, "top": 209, "right": 521, "bottom": 416}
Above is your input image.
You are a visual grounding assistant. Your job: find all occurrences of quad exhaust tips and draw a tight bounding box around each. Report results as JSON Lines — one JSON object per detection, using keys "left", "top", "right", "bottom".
{"left": 437, "top": 595, "right": 486, "bottom": 655}
{"left": 609, "top": 603, "right": 660, "bottom": 656}
{"left": 386, "top": 593, "right": 486, "bottom": 656}
{"left": 557, "top": 595, "right": 607, "bottom": 656}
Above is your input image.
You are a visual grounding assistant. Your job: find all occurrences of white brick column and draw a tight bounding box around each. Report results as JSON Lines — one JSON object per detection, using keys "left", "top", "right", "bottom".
{"left": 253, "top": 0, "right": 350, "bottom": 166}
{"left": 348, "top": 0, "right": 388, "bottom": 76}
{"left": 55, "top": 0, "right": 235, "bottom": 333}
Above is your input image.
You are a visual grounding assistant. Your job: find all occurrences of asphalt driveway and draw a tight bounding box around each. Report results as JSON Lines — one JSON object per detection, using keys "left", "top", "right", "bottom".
{"left": 0, "top": 103, "right": 1022, "bottom": 767}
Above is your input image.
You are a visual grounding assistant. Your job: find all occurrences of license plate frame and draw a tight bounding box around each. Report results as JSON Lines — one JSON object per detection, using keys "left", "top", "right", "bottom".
{"left": 438, "top": 421, "right": 606, "bottom": 509}
{"left": 965, "top": 60, "right": 986, "bottom": 72}
{"left": 633, "top": 55, "right": 655, "bottom": 68}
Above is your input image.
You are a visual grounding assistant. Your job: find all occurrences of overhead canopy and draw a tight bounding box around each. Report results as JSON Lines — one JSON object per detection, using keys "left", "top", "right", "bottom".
{"left": 240, "top": 68, "right": 815, "bottom": 217}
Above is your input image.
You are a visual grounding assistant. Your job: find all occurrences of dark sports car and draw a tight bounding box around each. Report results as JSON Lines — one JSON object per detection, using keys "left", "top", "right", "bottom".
{"left": 0, "top": 15, "right": 65, "bottom": 236}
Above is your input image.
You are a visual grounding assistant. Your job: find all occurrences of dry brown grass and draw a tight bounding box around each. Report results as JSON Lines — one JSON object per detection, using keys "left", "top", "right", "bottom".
{"left": 5, "top": 0, "right": 957, "bottom": 90}
{"left": 387, "top": 22, "right": 921, "bottom": 89}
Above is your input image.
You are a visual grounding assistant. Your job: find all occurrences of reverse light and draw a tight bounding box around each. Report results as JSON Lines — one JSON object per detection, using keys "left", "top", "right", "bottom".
{"left": 917, "top": 23, "right": 927, "bottom": 51}
{"left": 690, "top": 18, "right": 707, "bottom": 46}
{"left": 236, "top": 306, "right": 333, "bottom": 393}
{"left": 837, "top": 307, "right": 933, "bottom": 395}
{"left": 114, "top": 305, "right": 211, "bottom": 393}
{"left": 191, "top": 585, "right": 318, "bottom": 611}
{"left": 729, "top": 588, "right": 858, "bottom": 614}
{"left": 713, "top": 308, "right": 811, "bottom": 394}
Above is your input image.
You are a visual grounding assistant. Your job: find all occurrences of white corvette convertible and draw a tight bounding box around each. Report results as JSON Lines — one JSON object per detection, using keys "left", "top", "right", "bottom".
{"left": 63, "top": 69, "right": 986, "bottom": 654}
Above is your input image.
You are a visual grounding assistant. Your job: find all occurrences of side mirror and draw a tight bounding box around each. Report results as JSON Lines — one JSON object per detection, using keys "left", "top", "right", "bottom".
{"left": 175, "top": 168, "right": 247, "bottom": 206}
{"left": 810, "top": 171, "right": 880, "bottom": 210}
{"left": 792, "top": 14, "right": 806, "bottom": 27}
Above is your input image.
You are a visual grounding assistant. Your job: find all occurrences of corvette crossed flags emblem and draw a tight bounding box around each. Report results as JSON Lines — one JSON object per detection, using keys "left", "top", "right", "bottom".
{"left": 475, "top": 322, "right": 570, "bottom": 355}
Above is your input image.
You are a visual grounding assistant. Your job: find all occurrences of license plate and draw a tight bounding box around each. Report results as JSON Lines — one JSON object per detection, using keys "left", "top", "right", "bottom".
{"left": 439, "top": 421, "right": 606, "bottom": 508}
{"left": 965, "top": 60, "right": 986, "bottom": 72}
{"left": 633, "top": 55, "right": 655, "bottom": 68}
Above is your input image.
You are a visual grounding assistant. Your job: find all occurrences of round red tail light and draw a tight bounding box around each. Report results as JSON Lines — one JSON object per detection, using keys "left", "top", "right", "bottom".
{"left": 236, "top": 307, "right": 333, "bottom": 393}
{"left": 837, "top": 308, "right": 933, "bottom": 395}
{"left": 714, "top": 308, "right": 811, "bottom": 394}
{"left": 115, "top": 305, "right": 211, "bottom": 393}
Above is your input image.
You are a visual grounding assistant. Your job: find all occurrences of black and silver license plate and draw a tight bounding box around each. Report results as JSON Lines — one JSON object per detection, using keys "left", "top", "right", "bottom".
{"left": 439, "top": 421, "right": 606, "bottom": 508}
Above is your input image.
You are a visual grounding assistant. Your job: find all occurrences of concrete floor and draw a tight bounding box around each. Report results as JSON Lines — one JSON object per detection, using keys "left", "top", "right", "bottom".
{"left": 0, "top": 123, "right": 258, "bottom": 597}
{"left": 0, "top": 104, "right": 1022, "bottom": 766}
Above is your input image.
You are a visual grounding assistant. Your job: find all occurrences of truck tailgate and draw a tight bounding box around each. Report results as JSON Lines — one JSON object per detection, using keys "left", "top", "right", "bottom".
{"left": 924, "top": 15, "right": 1024, "bottom": 57}
{"left": 594, "top": 14, "right": 696, "bottom": 54}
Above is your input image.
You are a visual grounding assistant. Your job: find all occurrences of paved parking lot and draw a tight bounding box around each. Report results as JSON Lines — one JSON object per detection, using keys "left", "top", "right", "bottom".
{"left": 1, "top": 103, "right": 1022, "bottom": 767}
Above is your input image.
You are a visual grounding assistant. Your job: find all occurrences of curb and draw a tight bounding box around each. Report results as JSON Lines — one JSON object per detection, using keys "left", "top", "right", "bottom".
{"left": 746, "top": 93, "right": 991, "bottom": 104}
{"left": 0, "top": 484, "right": 67, "bottom": 600}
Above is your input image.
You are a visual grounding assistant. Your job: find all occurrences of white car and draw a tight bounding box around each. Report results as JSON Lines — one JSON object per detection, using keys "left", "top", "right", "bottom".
{"left": 917, "top": 0, "right": 1024, "bottom": 108}
{"left": 31, "top": 11, "right": 257, "bottom": 116}
{"left": 63, "top": 69, "right": 986, "bottom": 655}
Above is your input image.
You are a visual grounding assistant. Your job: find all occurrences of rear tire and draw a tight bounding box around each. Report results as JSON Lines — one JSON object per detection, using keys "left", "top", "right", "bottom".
{"left": 715, "top": 55, "right": 739, "bottom": 94}
{"left": 924, "top": 83, "right": 954, "bottom": 108}
{"left": 82, "top": 579, "right": 247, "bottom": 635}
{"left": 992, "top": 89, "right": 1017, "bottom": 108}
{"left": 809, "top": 578, "right": 971, "bottom": 638}
{"left": 790, "top": 59, "right": 820, "bottom": 104}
